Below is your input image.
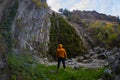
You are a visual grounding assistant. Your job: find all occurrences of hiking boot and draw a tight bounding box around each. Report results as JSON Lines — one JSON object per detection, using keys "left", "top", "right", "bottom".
{"left": 64, "top": 69, "right": 66, "bottom": 71}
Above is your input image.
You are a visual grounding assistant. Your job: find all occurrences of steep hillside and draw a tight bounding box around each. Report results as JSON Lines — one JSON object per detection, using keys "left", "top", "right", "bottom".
{"left": 0, "top": 0, "right": 89, "bottom": 61}
{"left": 0, "top": 0, "right": 15, "bottom": 62}
{"left": 0, "top": 0, "right": 50, "bottom": 79}
{"left": 61, "top": 9, "right": 120, "bottom": 48}
{"left": 49, "top": 13, "right": 87, "bottom": 58}
{"left": 0, "top": 0, "right": 13, "bottom": 21}
{"left": 62, "top": 10, "right": 120, "bottom": 23}
{"left": 1, "top": 0, "right": 88, "bottom": 58}
{"left": 12, "top": 0, "right": 50, "bottom": 56}
{"left": 0, "top": 1, "right": 120, "bottom": 80}
{"left": 0, "top": 0, "right": 50, "bottom": 58}
{"left": 0, "top": 0, "right": 87, "bottom": 61}
{"left": 0, "top": 0, "right": 18, "bottom": 79}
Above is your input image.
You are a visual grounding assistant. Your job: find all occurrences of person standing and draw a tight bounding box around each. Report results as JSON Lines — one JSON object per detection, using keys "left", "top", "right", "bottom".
{"left": 56, "top": 44, "right": 67, "bottom": 70}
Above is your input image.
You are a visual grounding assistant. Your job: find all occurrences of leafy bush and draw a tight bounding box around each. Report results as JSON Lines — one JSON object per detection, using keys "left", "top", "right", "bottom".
{"left": 32, "top": 0, "right": 48, "bottom": 8}
{"left": 0, "top": 0, "right": 18, "bottom": 53}
{"left": 36, "top": 1, "right": 41, "bottom": 7}
{"left": 7, "top": 53, "right": 38, "bottom": 80}
{"left": 89, "top": 21, "right": 120, "bottom": 47}
{"left": 32, "top": 0, "right": 38, "bottom": 3}
{"left": 42, "top": 3, "right": 48, "bottom": 8}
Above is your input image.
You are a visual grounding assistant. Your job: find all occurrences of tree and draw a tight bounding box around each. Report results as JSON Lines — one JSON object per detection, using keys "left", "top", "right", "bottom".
{"left": 62, "top": 8, "right": 70, "bottom": 17}
{"left": 58, "top": 8, "right": 63, "bottom": 13}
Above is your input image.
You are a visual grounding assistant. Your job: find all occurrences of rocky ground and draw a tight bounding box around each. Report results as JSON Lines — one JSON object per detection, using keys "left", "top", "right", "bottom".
{"left": 33, "top": 47, "right": 120, "bottom": 80}
{"left": 34, "top": 47, "right": 120, "bottom": 69}
{"left": 33, "top": 55, "right": 107, "bottom": 69}
{"left": 0, "top": 47, "right": 119, "bottom": 80}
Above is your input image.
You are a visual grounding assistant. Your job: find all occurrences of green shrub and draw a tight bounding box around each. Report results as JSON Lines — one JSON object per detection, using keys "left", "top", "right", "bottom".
{"left": 32, "top": 0, "right": 48, "bottom": 8}
{"left": 0, "top": 0, "right": 18, "bottom": 53}
{"left": 32, "top": 0, "right": 37, "bottom": 3}
{"left": 42, "top": 3, "right": 48, "bottom": 8}
{"left": 36, "top": 1, "right": 41, "bottom": 7}
{"left": 87, "top": 21, "right": 120, "bottom": 47}
{"left": 49, "top": 13, "right": 87, "bottom": 58}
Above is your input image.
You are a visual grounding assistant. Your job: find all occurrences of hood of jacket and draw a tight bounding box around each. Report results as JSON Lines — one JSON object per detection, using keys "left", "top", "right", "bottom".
{"left": 58, "top": 44, "right": 63, "bottom": 48}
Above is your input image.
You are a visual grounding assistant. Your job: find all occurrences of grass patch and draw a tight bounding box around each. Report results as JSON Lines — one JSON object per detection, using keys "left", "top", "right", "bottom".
{"left": 7, "top": 54, "right": 104, "bottom": 80}
{"left": 45, "top": 66, "right": 104, "bottom": 80}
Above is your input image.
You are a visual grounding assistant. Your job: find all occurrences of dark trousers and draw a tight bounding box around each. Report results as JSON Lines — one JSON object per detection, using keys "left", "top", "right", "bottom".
{"left": 57, "top": 57, "right": 66, "bottom": 69}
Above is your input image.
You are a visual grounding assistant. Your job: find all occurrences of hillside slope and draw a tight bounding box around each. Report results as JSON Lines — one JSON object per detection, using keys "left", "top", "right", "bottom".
{"left": 0, "top": 1, "right": 120, "bottom": 80}
{"left": 49, "top": 13, "right": 87, "bottom": 58}
{"left": 61, "top": 9, "right": 120, "bottom": 48}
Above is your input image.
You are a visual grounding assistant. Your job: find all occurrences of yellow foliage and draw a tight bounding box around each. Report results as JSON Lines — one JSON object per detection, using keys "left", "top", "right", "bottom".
{"left": 32, "top": 0, "right": 38, "bottom": 3}
{"left": 42, "top": 3, "right": 48, "bottom": 8}
{"left": 91, "top": 21, "right": 114, "bottom": 33}
{"left": 36, "top": 1, "right": 41, "bottom": 7}
{"left": 32, "top": 0, "right": 41, "bottom": 7}
{"left": 32, "top": 0, "right": 48, "bottom": 8}
{"left": 102, "top": 23, "right": 114, "bottom": 33}
{"left": 90, "top": 21, "right": 104, "bottom": 28}
{"left": 109, "top": 33, "right": 117, "bottom": 40}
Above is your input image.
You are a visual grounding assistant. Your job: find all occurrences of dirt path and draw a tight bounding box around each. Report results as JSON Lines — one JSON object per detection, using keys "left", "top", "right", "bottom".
{"left": 33, "top": 56, "right": 107, "bottom": 69}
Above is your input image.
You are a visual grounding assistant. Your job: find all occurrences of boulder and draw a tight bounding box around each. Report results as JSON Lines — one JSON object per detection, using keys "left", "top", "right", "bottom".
{"left": 84, "top": 54, "right": 90, "bottom": 59}
{"left": 114, "top": 75, "right": 120, "bottom": 80}
{"left": 77, "top": 56, "right": 84, "bottom": 62}
{"left": 97, "top": 53, "right": 107, "bottom": 59}
{"left": 74, "top": 65, "right": 80, "bottom": 69}
{"left": 82, "top": 59, "right": 93, "bottom": 63}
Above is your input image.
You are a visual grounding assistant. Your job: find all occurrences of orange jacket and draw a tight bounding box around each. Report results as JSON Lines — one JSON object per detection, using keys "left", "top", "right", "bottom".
{"left": 56, "top": 44, "right": 67, "bottom": 58}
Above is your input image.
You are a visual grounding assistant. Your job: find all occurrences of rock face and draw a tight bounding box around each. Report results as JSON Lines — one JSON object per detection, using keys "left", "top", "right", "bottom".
{"left": 12, "top": 0, "right": 51, "bottom": 56}
{"left": 71, "top": 10, "right": 120, "bottom": 23}
{"left": 0, "top": 0, "right": 14, "bottom": 79}
{"left": 0, "top": 0, "right": 12, "bottom": 21}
